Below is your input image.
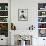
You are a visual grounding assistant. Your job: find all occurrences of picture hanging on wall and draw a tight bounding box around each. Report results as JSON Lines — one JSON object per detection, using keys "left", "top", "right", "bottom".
{"left": 18, "top": 9, "right": 28, "bottom": 21}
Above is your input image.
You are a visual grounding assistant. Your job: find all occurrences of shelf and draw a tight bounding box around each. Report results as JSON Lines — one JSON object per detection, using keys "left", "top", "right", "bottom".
{"left": 0, "top": 16, "right": 8, "bottom": 17}
{"left": 38, "top": 10, "right": 46, "bottom": 11}
{"left": 38, "top": 28, "right": 46, "bottom": 29}
{"left": 38, "top": 22, "right": 46, "bottom": 23}
{"left": 0, "top": 22, "right": 8, "bottom": 23}
{"left": 38, "top": 16, "right": 46, "bottom": 17}
{"left": 0, "top": 10, "right": 8, "bottom": 11}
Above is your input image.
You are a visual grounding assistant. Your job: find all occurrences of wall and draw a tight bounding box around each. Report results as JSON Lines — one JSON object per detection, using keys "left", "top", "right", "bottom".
{"left": 11, "top": 0, "right": 46, "bottom": 30}
{"left": 11, "top": 0, "right": 46, "bottom": 46}
{"left": 11, "top": 0, "right": 38, "bottom": 30}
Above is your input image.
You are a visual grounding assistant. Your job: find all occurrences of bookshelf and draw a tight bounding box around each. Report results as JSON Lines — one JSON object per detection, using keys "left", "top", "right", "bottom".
{"left": 38, "top": 3, "right": 46, "bottom": 37}
{"left": 0, "top": 3, "right": 8, "bottom": 37}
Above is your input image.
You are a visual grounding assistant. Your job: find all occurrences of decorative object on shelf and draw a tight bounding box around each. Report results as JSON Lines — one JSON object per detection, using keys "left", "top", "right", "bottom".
{"left": 18, "top": 9, "right": 28, "bottom": 21}
{"left": 0, "top": 11, "right": 8, "bottom": 16}
{"left": 0, "top": 6, "right": 1, "bottom": 10}
{"left": 5, "top": 6, "right": 8, "bottom": 10}
{"left": 39, "top": 29, "right": 46, "bottom": 37}
{"left": 38, "top": 23, "right": 46, "bottom": 28}
{"left": 29, "top": 25, "right": 35, "bottom": 30}
{"left": 0, "top": 17, "right": 8, "bottom": 22}
{"left": 38, "top": 3, "right": 46, "bottom": 10}
{"left": 41, "top": 11, "right": 46, "bottom": 16}
{"left": 38, "top": 17, "right": 46, "bottom": 22}
{"left": 42, "top": 12, "right": 45, "bottom": 15}
{"left": 0, "top": 23, "right": 8, "bottom": 30}
{"left": 40, "top": 8, "right": 44, "bottom": 10}
{"left": 0, "top": 23, "right": 8, "bottom": 37}
{"left": 11, "top": 23, "right": 16, "bottom": 30}
{"left": 0, "top": 3, "right": 8, "bottom": 10}
{"left": 38, "top": 11, "right": 46, "bottom": 16}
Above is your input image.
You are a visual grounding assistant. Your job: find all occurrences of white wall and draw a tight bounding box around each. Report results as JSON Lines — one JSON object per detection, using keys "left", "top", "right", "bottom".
{"left": 11, "top": 0, "right": 38, "bottom": 30}
{"left": 11, "top": 0, "right": 46, "bottom": 46}
{"left": 11, "top": 0, "right": 46, "bottom": 30}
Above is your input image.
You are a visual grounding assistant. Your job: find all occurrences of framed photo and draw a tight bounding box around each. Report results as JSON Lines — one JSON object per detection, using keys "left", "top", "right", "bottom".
{"left": 18, "top": 9, "right": 28, "bottom": 21}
